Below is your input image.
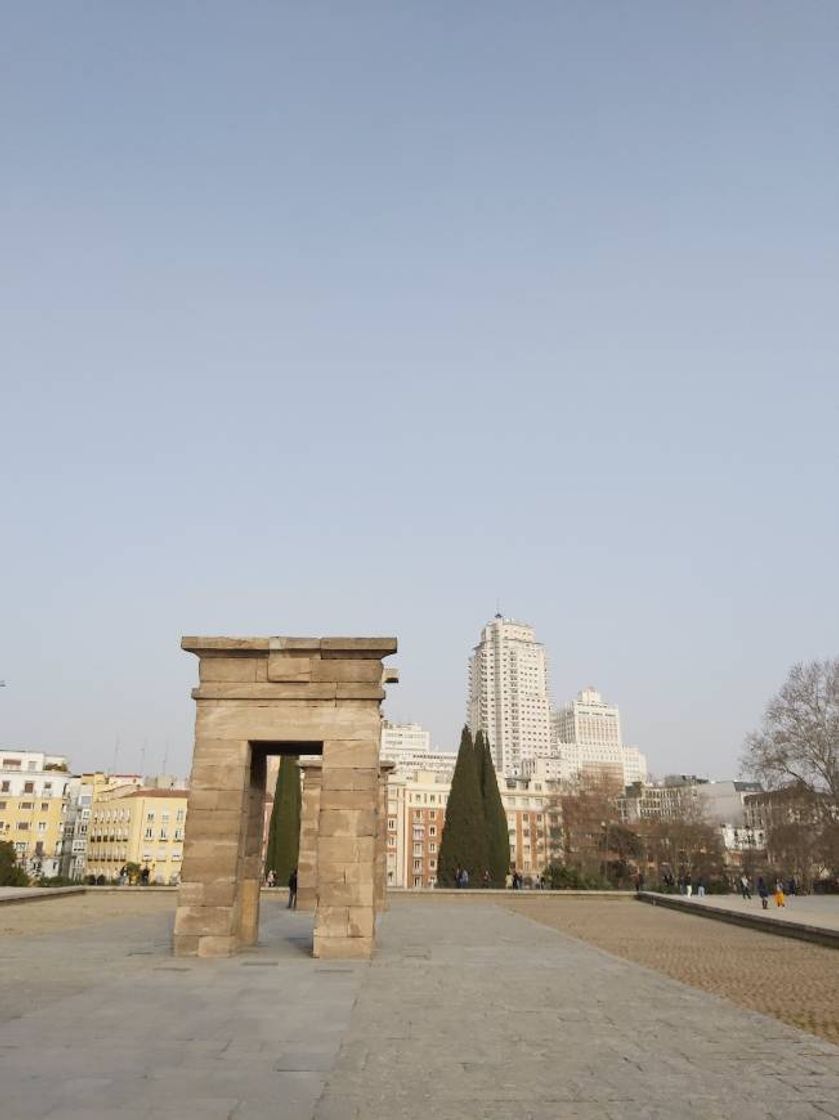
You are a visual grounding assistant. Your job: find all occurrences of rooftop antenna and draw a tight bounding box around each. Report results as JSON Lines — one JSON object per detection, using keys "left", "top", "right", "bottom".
{"left": 495, "top": 597, "right": 502, "bottom": 620}
{"left": 162, "top": 738, "right": 169, "bottom": 776}
{"left": 140, "top": 737, "right": 148, "bottom": 778}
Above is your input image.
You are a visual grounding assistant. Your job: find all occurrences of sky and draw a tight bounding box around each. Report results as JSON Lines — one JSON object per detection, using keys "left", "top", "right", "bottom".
{"left": 2, "top": 3, "right": 838, "bottom": 780}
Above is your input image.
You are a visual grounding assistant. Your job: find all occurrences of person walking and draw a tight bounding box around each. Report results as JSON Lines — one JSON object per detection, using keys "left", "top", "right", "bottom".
{"left": 266, "top": 869, "right": 275, "bottom": 888}
{"left": 685, "top": 874, "right": 693, "bottom": 898}
{"left": 696, "top": 878, "right": 706, "bottom": 898}
{"left": 287, "top": 868, "right": 298, "bottom": 910}
{"left": 757, "top": 876, "right": 769, "bottom": 910}
{"left": 774, "top": 879, "right": 786, "bottom": 908}
{"left": 739, "top": 874, "right": 751, "bottom": 900}
{"left": 460, "top": 867, "right": 469, "bottom": 889}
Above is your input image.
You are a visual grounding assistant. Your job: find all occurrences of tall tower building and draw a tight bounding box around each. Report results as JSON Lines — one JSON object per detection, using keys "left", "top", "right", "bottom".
{"left": 468, "top": 615, "right": 552, "bottom": 775}
{"left": 551, "top": 687, "right": 647, "bottom": 787}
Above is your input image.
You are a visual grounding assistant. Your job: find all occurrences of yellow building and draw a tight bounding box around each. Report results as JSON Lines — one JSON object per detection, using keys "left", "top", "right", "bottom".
{"left": 0, "top": 750, "right": 71, "bottom": 878}
{"left": 86, "top": 787, "right": 189, "bottom": 885}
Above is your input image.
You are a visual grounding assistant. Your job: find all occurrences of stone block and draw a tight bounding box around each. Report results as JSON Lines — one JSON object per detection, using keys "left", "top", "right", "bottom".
{"left": 191, "top": 738, "right": 251, "bottom": 764}
{"left": 196, "top": 700, "right": 381, "bottom": 743}
{"left": 348, "top": 907, "right": 375, "bottom": 938}
{"left": 313, "top": 934, "right": 374, "bottom": 960}
{"left": 193, "top": 683, "right": 339, "bottom": 701}
{"left": 318, "top": 809, "right": 377, "bottom": 838}
{"left": 268, "top": 637, "right": 322, "bottom": 651}
{"left": 319, "top": 789, "right": 380, "bottom": 811}
{"left": 335, "top": 683, "right": 386, "bottom": 700}
{"left": 320, "top": 636, "right": 397, "bottom": 656}
{"left": 321, "top": 767, "right": 379, "bottom": 792}
{"left": 178, "top": 879, "right": 238, "bottom": 908}
{"left": 173, "top": 933, "right": 199, "bottom": 956}
{"left": 198, "top": 656, "right": 257, "bottom": 683}
{"left": 197, "top": 935, "right": 238, "bottom": 958}
{"left": 322, "top": 879, "right": 375, "bottom": 908}
{"left": 187, "top": 788, "right": 247, "bottom": 813}
{"left": 267, "top": 654, "right": 312, "bottom": 682}
{"left": 315, "top": 906, "right": 349, "bottom": 935}
{"left": 322, "top": 740, "right": 380, "bottom": 769}
{"left": 174, "top": 905, "right": 236, "bottom": 937}
{"left": 182, "top": 809, "right": 245, "bottom": 840}
{"left": 189, "top": 761, "right": 249, "bottom": 792}
{"left": 310, "top": 660, "right": 383, "bottom": 684}
{"left": 317, "top": 835, "right": 375, "bottom": 864}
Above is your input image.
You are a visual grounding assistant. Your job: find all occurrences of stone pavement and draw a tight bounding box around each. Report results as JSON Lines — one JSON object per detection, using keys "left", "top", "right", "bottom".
{"left": 681, "top": 892, "right": 839, "bottom": 931}
{"left": 2, "top": 895, "right": 839, "bottom": 1119}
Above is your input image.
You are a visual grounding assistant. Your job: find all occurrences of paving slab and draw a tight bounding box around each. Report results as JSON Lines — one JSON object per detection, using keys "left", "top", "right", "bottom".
{"left": 2, "top": 894, "right": 839, "bottom": 1118}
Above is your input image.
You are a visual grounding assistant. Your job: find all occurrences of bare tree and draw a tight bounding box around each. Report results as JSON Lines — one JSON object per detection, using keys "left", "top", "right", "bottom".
{"left": 742, "top": 659, "right": 839, "bottom": 805}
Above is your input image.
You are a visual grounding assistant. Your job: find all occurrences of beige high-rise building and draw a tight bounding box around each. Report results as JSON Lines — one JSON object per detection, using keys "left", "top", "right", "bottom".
{"left": 468, "top": 615, "right": 552, "bottom": 776}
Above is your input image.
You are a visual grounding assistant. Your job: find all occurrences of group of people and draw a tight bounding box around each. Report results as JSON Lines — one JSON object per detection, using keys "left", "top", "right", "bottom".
{"left": 739, "top": 874, "right": 796, "bottom": 909}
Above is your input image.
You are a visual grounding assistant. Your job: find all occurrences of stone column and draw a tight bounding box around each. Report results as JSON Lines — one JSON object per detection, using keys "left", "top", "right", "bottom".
{"left": 375, "top": 762, "right": 395, "bottom": 912}
{"left": 313, "top": 723, "right": 381, "bottom": 960}
{"left": 174, "top": 735, "right": 252, "bottom": 958}
{"left": 296, "top": 760, "right": 322, "bottom": 913}
{"left": 237, "top": 750, "right": 267, "bottom": 946}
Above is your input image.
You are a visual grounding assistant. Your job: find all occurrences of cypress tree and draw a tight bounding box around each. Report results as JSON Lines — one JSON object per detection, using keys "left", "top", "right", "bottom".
{"left": 436, "top": 726, "right": 488, "bottom": 885}
{"left": 265, "top": 754, "right": 301, "bottom": 885}
{"left": 476, "top": 730, "right": 511, "bottom": 886}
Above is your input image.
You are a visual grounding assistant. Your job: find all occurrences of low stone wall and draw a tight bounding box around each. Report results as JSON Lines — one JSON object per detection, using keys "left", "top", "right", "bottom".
{"left": 637, "top": 891, "right": 839, "bottom": 950}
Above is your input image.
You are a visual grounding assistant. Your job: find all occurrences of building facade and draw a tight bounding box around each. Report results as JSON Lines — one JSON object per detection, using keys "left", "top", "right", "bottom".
{"left": 0, "top": 750, "right": 71, "bottom": 878}
{"left": 551, "top": 688, "right": 647, "bottom": 787}
{"left": 86, "top": 787, "right": 189, "bottom": 884}
{"left": 385, "top": 761, "right": 562, "bottom": 888}
{"left": 380, "top": 721, "right": 456, "bottom": 779}
{"left": 468, "top": 616, "right": 552, "bottom": 776}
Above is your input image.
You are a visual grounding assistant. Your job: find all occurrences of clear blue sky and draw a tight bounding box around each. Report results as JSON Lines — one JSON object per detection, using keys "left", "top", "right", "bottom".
{"left": 2, "top": 3, "right": 837, "bottom": 779}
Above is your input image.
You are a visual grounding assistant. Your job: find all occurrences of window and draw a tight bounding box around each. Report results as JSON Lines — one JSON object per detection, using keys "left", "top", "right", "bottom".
{"left": 24, "top": 782, "right": 35, "bottom": 794}
{"left": 37, "top": 822, "right": 47, "bottom": 832}
{"left": 429, "top": 826, "right": 437, "bottom": 837}
{"left": 41, "top": 802, "right": 49, "bottom": 812}
{"left": 18, "top": 822, "right": 30, "bottom": 831}
{"left": 146, "top": 812, "right": 155, "bottom": 822}
{"left": 388, "top": 818, "right": 396, "bottom": 830}
{"left": 176, "top": 809, "right": 185, "bottom": 823}
{"left": 0, "top": 782, "right": 9, "bottom": 793}
{"left": 144, "top": 827, "right": 153, "bottom": 840}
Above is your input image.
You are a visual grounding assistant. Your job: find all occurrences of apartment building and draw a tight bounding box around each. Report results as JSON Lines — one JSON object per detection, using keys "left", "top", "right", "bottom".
{"left": 86, "top": 786, "right": 189, "bottom": 884}
{"left": 468, "top": 616, "right": 552, "bottom": 775}
{"left": 0, "top": 750, "right": 72, "bottom": 877}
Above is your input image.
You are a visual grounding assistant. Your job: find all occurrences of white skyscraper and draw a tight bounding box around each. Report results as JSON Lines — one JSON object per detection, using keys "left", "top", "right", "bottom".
{"left": 551, "top": 687, "right": 647, "bottom": 787}
{"left": 468, "top": 615, "right": 552, "bottom": 775}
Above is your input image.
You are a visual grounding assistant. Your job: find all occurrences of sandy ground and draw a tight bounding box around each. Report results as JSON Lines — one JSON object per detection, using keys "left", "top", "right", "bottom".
{"left": 0, "top": 889, "right": 176, "bottom": 938}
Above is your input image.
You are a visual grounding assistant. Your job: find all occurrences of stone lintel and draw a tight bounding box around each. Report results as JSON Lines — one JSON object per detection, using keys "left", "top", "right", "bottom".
{"left": 182, "top": 636, "right": 397, "bottom": 658}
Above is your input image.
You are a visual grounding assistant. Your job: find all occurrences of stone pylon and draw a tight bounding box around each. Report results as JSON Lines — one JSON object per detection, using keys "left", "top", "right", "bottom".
{"left": 173, "top": 636, "right": 398, "bottom": 959}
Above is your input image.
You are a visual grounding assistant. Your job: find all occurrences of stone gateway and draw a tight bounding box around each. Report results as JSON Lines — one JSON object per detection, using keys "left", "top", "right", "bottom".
{"left": 173, "top": 635, "right": 398, "bottom": 959}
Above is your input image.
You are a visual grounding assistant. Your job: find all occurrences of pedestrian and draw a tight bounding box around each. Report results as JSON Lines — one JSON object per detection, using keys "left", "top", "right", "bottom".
{"left": 757, "top": 876, "right": 769, "bottom": 910}
{"left": 455, "top": 865, "right": 463, "bottom": 889}
{"left": 635, "top": 871, "right": 645, "bottom": 894}
{"left": 482, "top": 869, "right": 491, "bottom": 889}
{"left": 739, "top": 874, "right": 751, "bottom": 900}
{"left": 685, "top": 874, "right": 693, "bottom": 898}
{"left": 460, "top": 867, "right": 469, "bottom": 889}
{"left": 774, "top": 879, "right": 786, "bottom": 908}
{"left": 505, "top": 871, "right": 513, "bottom": 890}
{"left": 266, "top": 869, "right": 275, "bottom": 888}
{"left": 287, "top": 868, "right": 298, "bottom": 909}
{"left": 696, "top": 878, "right": 706, "bottom": 898}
